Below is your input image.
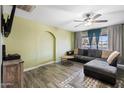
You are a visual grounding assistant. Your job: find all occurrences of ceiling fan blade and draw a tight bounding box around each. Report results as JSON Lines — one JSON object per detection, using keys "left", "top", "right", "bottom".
{"left": 92, "top": 20, "right": 108, "bottom": 23}
{"left": 74, "top": 20, "right": 84, "bottom": 22}
{"left": 92, "top": 14, "right": 101, "bottom": 19}
{"left": 74, "top": 23, "right": 84, "bottom": 27}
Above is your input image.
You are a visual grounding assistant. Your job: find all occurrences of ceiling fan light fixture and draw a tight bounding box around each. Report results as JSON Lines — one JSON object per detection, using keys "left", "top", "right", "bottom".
{"left": 84, "top": 22, "right": 92, "bottom": 26}
{"left": 74, "top": 13, "right": 108, "bottom": 27}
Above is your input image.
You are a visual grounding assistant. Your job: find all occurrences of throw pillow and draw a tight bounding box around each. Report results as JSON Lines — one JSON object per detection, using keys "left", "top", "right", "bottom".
{"left": 74, "top": 48, "right": 78, "bottom": 55}
{"left": 107, "top": 51, "right": 120, "bottom": 64}
{"left": 101, "top": 51, "right": 113, "bottom": 59}
{"left": 66, "top": 51, "right": 74, "bottom": 55}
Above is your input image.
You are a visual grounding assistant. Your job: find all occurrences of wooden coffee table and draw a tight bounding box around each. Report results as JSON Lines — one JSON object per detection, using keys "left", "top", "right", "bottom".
{"left": 61, "top": 55, "right": 74, "bottom": 65}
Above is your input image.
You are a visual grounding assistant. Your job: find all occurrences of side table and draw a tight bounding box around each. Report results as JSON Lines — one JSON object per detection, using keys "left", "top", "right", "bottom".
{"left": 61, "top": 55, "right": 74, "bottom": 65}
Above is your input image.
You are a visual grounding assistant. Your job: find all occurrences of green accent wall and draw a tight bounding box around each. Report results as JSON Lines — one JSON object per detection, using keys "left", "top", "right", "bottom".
{"left": 46, "top": 31, "right": 56, "bottom": 62}
{"left": 4, "top": 16, "right": 74, "bottom": 69}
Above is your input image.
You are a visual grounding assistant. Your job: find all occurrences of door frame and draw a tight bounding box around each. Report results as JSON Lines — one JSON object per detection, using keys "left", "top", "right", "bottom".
{"left": 46, "top": 31, "right": 56, "bottom": 62}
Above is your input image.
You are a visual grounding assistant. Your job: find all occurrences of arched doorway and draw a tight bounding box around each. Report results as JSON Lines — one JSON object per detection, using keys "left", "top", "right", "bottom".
{"left": 46, "top": 31, "right": 56, "bottom": 62}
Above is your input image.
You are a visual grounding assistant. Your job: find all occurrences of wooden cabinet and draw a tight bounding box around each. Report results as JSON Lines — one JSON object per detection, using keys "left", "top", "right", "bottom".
{"left": 2, "top": 59, "right": 24, "bottom": 88}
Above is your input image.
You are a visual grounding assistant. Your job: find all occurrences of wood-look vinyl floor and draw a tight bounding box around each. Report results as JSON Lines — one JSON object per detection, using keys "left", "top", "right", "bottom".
{"left": 23, "top": 61, "right": 124, "bottom": 88}
{"left": 23, "top": 62, "right": 84, "bottom": 88}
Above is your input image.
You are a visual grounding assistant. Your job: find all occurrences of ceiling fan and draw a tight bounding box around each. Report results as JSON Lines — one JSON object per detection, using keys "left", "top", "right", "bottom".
{"left": 74, "top": 13, "right": 108, "bottom": 27}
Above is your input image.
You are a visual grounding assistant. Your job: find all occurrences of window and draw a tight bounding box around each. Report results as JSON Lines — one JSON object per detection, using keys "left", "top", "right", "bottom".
{"left": 82, "top": 37, "right": 90, "bottom": 48}
{"left": 98, "top": 35, "right": 108, "bottom": 50}
{"left": 82, "top": 31, "right": 90, "bottom": 49}
{"left": 82, "top": 28, "right": 108, "bottom": 50}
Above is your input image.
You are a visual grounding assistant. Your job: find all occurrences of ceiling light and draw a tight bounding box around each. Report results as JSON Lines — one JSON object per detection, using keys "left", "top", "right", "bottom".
{"left": 84, "top": 22, "right": 92, "bottom": 26}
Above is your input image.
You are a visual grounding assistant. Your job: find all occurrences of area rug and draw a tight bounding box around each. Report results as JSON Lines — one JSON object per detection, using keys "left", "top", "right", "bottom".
{"left": 57, "top": 70, "right": 124, "bottom": 88}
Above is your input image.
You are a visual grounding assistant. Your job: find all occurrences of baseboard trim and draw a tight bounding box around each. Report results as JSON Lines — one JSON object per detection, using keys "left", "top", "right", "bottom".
{"left": 24, "top": 61, "right": 55, "bottom": 72}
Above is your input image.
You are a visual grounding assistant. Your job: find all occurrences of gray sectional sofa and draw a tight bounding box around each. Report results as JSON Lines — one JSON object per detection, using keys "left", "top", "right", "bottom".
{"left": 69, "top": 49, "right": 120, "bottom": 85}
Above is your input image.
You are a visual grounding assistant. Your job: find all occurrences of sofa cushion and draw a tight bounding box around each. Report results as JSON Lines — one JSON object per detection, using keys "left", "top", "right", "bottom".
{"left": 75, "top": 55, "right": 95, "bottom": 61}
{"left": 78, "top": 49, "right": 88, "bottom": 56}
{"left": 101, "top": 50, "right": 113, "bottom": 59}
{"left": 81, "top": 56, "right": 96, "bottom": 61}
{"left": 88, "top": 49, "right": 102, "bottom": 58}
{"left": 95, "top": 50, "right": 102, "bottom": 58}
{"left": 83, "top": 49, "right": 88, "bottom": 56}
{"left": 88, "top": 49, "right": 94, "bottom": 57}
{"left": 78, "top": 49, "right": 84, "bottom": 55}
{"left": 107, "top": 51, "right": 120, "bottom": 65}
{"left": 84, "top": 58, "right": 117, "bottom": 78}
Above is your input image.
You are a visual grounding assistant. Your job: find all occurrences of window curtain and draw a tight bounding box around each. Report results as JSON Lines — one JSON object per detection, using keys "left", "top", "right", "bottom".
{"left": 107, "top": 24, "right": 124, "bottom": 64}
{"left": 108, "top": 24, "right": 123, "bottom": 54}
{"left": 122, "top": 25, "right": 124, "bottom": 64}
{"left": 74, "top": 32, "right": 82, "bottom": 49}
{"left": 88, "top": 29, "right": 101, "bottom": 49}
{"left": 94, "top": 29, "right": 101, "bottom": 49}
{"left": 88, "top": 30, "right": 94, "bottom": 48}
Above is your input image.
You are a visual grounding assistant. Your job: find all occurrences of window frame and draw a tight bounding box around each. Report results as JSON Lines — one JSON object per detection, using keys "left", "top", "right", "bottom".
{"left": 81, "top": 30, "right": 108, "bottom": 50}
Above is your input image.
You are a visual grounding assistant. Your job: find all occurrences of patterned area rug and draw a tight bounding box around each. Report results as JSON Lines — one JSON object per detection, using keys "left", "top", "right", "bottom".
{"left": 57, "top": 70, "right": 124, "bottom": 88}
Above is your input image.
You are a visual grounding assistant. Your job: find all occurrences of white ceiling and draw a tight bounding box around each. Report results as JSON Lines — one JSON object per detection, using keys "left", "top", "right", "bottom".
{"left": 3, "top": 5, "right": 124, "bottom": 32}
